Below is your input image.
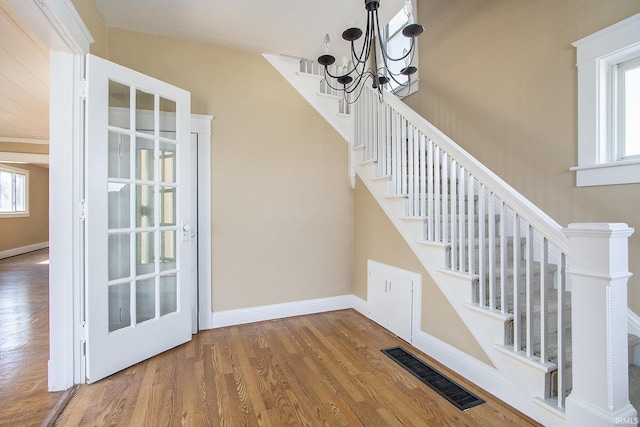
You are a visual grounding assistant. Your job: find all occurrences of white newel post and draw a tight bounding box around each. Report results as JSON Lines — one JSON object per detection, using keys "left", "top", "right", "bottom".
{"left": 565, "top": 223, "right": 637, "bottom": 426}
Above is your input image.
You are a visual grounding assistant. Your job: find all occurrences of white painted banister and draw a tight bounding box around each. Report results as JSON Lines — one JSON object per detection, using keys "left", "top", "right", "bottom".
{"left": 353, "top": 85, "right": 575, "bottom": 407}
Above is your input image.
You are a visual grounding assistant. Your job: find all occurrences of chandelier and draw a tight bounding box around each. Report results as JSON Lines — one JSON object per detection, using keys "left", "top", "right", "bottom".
{"left": 317, "top": 0, "right": 423, "bottom": 101}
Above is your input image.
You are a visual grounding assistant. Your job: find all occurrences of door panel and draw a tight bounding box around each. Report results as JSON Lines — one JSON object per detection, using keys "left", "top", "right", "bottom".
{"left": 85, "top": 54, "right": 192, "bottom": 382}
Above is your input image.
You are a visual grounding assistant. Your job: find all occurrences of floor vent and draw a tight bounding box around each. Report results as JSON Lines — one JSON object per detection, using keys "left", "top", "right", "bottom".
{"left": 381, "top": 346, "right": 485, "bottom": 411}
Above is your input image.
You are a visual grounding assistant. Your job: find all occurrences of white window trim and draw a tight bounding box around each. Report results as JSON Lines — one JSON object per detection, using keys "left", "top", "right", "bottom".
{"left": 381, "top": 0, "right": 420, "bottom": 99}
{"left": 571, "top": 13, "right": 640, "bottom": 187}
{"left": 0, "top": 163, "right": 29, "bottom": 218}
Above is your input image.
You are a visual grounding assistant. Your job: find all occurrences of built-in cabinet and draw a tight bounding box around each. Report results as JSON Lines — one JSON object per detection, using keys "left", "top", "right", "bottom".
{"left": 367, "top": 260, "right": 421, "bottom": 344}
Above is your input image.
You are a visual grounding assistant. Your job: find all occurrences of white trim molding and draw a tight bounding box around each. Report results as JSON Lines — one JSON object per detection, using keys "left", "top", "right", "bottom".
{"left": 0, "top": 242, "right": 49, "bottom": 260}
{"left": 0, "top": 152, "right": 49, "bottom": 165}
{"left": 0, "top": 137, "right": 49, "bottom": 145}
{"left": 209, "top": 295, "right": 356, "bottom": 329}
{"left": 4, "top": 0, "right": 93, "bottom": 54}
{"left": 571, "top": 13, "right": 640, "bottom": 187}
{"left": 191, "top": 114, "right": 214, "bottom": 331}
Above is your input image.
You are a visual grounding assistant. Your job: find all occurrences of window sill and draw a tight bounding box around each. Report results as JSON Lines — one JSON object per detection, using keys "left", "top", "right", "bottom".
{"left": 0, "top": 212, "right": 29, "bottom": 218}
{"left": 570, "top": 159, "right": 640, "bottom": 186}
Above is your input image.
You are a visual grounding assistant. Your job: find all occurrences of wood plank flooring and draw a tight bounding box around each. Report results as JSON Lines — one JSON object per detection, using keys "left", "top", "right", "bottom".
{"left": 55, "top": 309, "right": 540, "bottom": 426}
{"left": 0, "top": 249, "right": 63, "bottom": 427}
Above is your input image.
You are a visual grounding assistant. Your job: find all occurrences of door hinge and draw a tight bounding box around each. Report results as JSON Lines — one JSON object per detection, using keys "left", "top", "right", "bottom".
{"left": 79, "top": 79, "right": 88, "bottom": 100}
{"left": 78, "top": 321, "right": 87, "bottom": 343}
{"left": 80, "top": 199, "right": 87, "bottom": 221}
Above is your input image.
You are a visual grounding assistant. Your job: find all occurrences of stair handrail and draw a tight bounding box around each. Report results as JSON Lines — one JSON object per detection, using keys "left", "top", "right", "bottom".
{"left": 374, "top": 90, "right": 569, "bottom": 254}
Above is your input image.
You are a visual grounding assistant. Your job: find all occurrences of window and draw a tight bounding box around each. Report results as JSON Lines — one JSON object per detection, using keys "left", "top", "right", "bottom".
{"left": 616, "top": 58, "right": 640, "bottom": 160}
{"left": 381, "top": 0, "right": 419, "bottom": 98}
{"left": 0, "top": 164, "right": 29, "bottom": 217}
{"left": 571, "top": 13, "right": 640, "bottom": 186}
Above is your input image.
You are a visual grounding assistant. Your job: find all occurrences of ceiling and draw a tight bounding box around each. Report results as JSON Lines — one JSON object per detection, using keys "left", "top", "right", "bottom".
{"left": 94, "top": 0, "right": 406, "bottom": 60}
{"left": 0, "top": 0, "right": 49, "bottom": 143}
{"left": 0, "top": 0, "right": 407, "bottom": 154}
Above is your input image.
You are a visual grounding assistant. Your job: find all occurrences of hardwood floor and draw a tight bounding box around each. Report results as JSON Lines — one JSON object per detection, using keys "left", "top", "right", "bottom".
{"left": 55, "top": 309, "right": 540, "bottom": 426}
{"left": 0, "top": 249, "right": 63, "bottom": 426}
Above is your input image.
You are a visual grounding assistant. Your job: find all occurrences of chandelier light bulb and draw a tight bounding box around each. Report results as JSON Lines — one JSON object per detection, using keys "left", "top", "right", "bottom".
{"left": 324, "top": 33, "right": 331, "bottom": 54}
{"left": 404, "top": 0, "right": 414, "bottom": 24}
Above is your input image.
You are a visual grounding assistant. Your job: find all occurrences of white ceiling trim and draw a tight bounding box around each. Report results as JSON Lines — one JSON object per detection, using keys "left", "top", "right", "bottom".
{"left": 0, "top": 136, "right": 49, "bottom": 144}
{"left": 0, "top": 152, "right": 49, "bottom": 164}
{"left": 4, "top": 0, "right": 93, "bottom": 54}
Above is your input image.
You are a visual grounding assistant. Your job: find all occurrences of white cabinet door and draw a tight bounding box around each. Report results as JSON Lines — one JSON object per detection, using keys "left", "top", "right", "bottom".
{"left": 85, "top": 54, "right": 193, "bottom": 382}
{"left": 367, "top": 261, "right": 415, "bottom": 343}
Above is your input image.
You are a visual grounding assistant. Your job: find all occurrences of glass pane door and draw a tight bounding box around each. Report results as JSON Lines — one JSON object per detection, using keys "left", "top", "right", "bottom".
{"left": 85, "top": 54, "right": 192, "bottom": 383}
{"left": 106, "top": 82, "right": 180, "bottom": 333}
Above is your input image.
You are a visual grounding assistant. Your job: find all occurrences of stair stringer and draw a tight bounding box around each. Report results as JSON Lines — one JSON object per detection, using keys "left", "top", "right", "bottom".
{"left": 356, "top": 159, "right": 566, "bottom": 426}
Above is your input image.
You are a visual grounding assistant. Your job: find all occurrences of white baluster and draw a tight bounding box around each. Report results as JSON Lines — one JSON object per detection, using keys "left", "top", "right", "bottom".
{"left": 426, "top": 139, "right": 434, "bottom": 241}
{"left": 500, "top": 201, "right": 508, "bottom": 314}
{"left": 413, "top": 128, "right": 420, "bottom": 217}
{"left": 419, "top": 134, "right": 427, "bottom": 221}
{"left": 556, "top": 252, "right": 567, "bottom": 408}
{"left": 407, "top": 124, "right": 414, "bottom": 214}
{"left": 434, "top": 145, "right": 441, "bottom": 242}
{"left": 540, "top": 237, "right": 549, "bottom": 363}
{"left": 525, "top": 224, "right": 534, "bottom": 358}
{"left": 450, "top": 159, "right": 458, "bottom": 270}
{"left": 467, "top": 173, "right": 475, "bottom": 275}
{"left": 513, "top": 213, "right": 522, "bottom": 352}
{"left": 458, "top": 166, "right": 466, "bottom": 273}
{"left": 441, "top": 153, "right": 449, "bottom": 246}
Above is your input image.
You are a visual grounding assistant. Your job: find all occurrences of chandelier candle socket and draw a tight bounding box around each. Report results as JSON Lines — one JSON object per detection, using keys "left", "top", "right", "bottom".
{"left": 317, "top": 0, "right": 423, "bottom": 101}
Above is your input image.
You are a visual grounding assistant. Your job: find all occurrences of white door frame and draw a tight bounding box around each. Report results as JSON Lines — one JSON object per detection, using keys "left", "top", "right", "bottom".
{"left": 191, "top": 115, "right": 213, "bottom": 331}
{"left": 5, "top": 0, "right": 213, "bottom": 390}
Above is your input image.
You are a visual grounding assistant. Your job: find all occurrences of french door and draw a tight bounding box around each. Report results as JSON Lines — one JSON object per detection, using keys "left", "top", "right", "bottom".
{"left": 84, "top": 54, "right": 193, "bottom": 382}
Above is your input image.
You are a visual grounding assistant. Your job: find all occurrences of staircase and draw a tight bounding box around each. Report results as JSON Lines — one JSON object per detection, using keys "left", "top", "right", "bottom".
{"left": 352, "top": 81, "right": 572, "bottom": 423}
{"left": 264, "top": 53, "right": 636, "bottom": 426}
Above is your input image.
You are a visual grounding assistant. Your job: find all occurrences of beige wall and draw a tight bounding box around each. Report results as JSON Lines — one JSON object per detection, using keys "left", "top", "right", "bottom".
{"left": 70, "top": 0, "right": 107, "bottom": 57}
{"left": 405, "top": 0, "right": 640, "bottom": 311}
{"left": 0, "top": 163, "right": 49, "bottom": 252}
{"left": 353, "top": 177, "right": 492, "bottom": 364}
{"left": 104, "top": 29, "right": 354, "bottom": 311}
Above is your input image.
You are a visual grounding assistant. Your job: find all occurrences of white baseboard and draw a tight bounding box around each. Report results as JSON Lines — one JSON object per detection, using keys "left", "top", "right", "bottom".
{"left": 209, "top": 294, "right": 357, "bottom": 328}
{"left": 351, "top": 294, "right": 368, "bottom": 317}
{"left": 0, "top": 241, "right": 49, "bottom": 260}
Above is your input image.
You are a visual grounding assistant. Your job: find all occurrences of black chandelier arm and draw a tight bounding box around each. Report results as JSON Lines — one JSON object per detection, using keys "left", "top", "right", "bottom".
{"left": 344, "top": 76, "right": 374, "bottom": 104}
{"left": 347, "top": 10, "right": 375, "bottom": 69}
{"left": 378, "top": 64, "right": 415, "bottom": 88}
{"left": 341, "top": 70, "right": 385, "bottom": 105}
{"left": 387, "top": 75, "right": 414, "bottom": 97}
{"left": 343, "top": 68, "right": 377, "bottom": 94}
{"left": 373, "top": 10, "right": 416, "bottom": 63}
{"left": 322, "top": 66, "right": 375, "bottom": 95}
